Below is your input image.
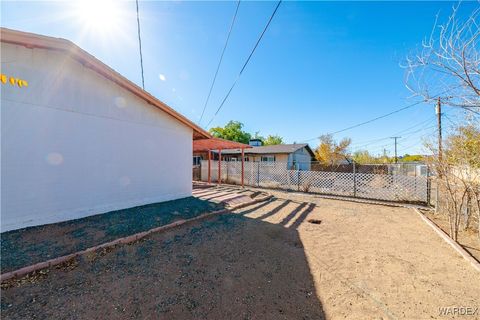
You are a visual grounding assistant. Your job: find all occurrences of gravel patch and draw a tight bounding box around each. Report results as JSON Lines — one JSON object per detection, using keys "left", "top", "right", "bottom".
{"left": 1, "top": 197, "right": 224, "bottom": 273}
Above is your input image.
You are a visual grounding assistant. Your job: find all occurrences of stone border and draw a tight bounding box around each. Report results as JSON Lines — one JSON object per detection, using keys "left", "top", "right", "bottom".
{"left": 0, "top": 194, "right": 272, "bottom": 282}
{"left": 413, "top": 208, "right": 480, "bottom": 273}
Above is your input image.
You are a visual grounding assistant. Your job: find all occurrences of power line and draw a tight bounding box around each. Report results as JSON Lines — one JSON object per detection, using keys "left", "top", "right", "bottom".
{"left": 302, "top": 100, "right": 425, "bottom": 142}
{"left": 397, "top": 126, "right": 437, "bottom": 149}
{"left": 355, "top": 124, "right": 436, "bottom": 151}
{"left": 301, "top": 86, "right": 463, "bottom": 143}
{"left": 135, "top": 0, "right": 145, "bottom": 90}
{"left": 350, "top": 110, "right": 454, "bottom": 152}
{"left": 199, "top": 0, "right": 241, "bottom": 125}
{"left": 403, "top": 123, "right": 436, "bottom": 137}
{"left": 349, "top": 116, "right": 436, "bottom": 150}
{"left": 205, "top": 0, "right": 282, "bottom": 128}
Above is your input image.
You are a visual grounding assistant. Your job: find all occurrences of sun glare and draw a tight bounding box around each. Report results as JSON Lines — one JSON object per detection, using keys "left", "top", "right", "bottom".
{"left": 73, "top": 0, "right": 124, "bottom": 36}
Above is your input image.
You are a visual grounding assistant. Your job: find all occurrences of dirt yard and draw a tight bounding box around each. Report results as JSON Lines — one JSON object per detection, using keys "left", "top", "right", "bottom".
{"left": 234, "top": 187, "right": 480, "bottom": 319}
{"left": 2, "top": 186, "right": 479, "bottom": 319}
{"left": 423, "top": 210, "right": 480, "bottom": 262}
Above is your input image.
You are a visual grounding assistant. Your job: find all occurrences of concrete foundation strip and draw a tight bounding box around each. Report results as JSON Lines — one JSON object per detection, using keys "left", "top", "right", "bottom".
{"left": 0, "top": 194, "right": 272, "bottom": 282}
{"left": 413, "top": 208, "right": 480, "bottom": 273}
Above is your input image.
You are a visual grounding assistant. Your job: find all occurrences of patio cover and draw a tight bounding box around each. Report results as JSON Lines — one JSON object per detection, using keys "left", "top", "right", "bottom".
{"left": 193, "top": 137, "right": 251, "bottom": 152}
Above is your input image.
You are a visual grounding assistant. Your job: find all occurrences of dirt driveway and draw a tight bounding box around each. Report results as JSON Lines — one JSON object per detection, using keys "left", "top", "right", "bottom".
{"left": 2, "top": 186, "right": 479, "bottom": 319}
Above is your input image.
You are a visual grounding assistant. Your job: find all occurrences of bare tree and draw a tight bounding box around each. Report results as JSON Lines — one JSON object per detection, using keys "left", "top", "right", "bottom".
{"left": 425, "top": 122, "right": 480, "bottom": 241}
{"left": 404, "top": 3, "right": 480, "bottom": 114}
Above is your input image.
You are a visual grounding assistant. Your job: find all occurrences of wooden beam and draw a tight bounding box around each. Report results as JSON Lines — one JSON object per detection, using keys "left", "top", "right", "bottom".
{"left": 208, "top": 150, "right": 211, "bottom": 184}
{"left": 241, "top": 148, "right": 245, "bottom": 188}
{"left": 218, "top": 149, "right": 222, "bottom": 185}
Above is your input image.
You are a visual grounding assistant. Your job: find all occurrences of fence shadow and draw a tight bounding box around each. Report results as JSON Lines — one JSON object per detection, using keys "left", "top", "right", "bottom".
{"left": 289, "top": 203, "right": 317, "bottom": 229}
{"left": 255, "top": 199, "right": 292, "bottom": 220}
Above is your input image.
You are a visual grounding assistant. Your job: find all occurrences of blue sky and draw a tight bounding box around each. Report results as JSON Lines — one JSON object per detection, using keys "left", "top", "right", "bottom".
{"left": 2, "top": 1, "right": 476, "bottom": 156}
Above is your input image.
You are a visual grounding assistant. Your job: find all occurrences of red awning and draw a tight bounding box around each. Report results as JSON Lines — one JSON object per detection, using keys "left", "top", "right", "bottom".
{"left": 193, "top": 137, "right": 251, "bottom": 152}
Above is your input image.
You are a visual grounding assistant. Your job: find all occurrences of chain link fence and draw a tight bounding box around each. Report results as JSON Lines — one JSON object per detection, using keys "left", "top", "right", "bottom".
{"left": 200, "top": 160, "right": 429, "bottom": 204}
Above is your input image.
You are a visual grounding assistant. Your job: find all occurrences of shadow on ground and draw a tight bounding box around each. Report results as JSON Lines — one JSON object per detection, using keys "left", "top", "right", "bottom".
{"left": 1, "top": 197, "right": 224, "bottom": 273}
{"left": 238, "top": 197, "right": 317, "bottom": 230}
{"left": 1, "top": 211, "right": 324, "bottom": 319}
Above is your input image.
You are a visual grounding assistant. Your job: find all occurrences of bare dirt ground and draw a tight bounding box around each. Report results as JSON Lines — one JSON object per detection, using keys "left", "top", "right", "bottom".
{"left": 2, "top": 186, "right": 480, "bottom": 319}
{"left": 234, "top": 187, "right": 480, "bottom": 319}
{"left": 423, "top": 210, "right": 480, "bottom": 262}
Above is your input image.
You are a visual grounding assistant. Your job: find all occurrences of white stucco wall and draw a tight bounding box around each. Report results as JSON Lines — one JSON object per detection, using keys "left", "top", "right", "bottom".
{"left": 1, "top": 43, "right": 193, "bottom": 232}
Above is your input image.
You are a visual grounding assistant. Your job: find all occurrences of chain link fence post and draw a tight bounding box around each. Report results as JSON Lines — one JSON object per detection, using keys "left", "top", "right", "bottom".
{"left": 257, "top": 162, "right": 260, "bottom": 187}
{"left": 426, "top": 166, "right": 431, "bottom": 206}
{"left": 297, "top": 169, "right": 300, "bottom": 191}
{"left": 353, "top": 162, "right": 357, "bottom": 198}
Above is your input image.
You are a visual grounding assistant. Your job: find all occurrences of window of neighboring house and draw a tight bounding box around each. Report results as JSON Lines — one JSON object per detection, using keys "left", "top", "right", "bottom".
{"left": 225, "top": 156, "right": 238, "bottom": 161}
{"left": 261, "top": 155, "right": 275, "bottom": 163}
{"left": 193, "top": 156, "right": 202, "bottom": 166}
{"left": 292, "top": 159, "right": 298, "bottom": 170}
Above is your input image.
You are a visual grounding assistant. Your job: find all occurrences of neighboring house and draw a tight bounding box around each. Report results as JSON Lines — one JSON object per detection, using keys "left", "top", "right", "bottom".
{"left": 1, "top": 28, "right": 210, "bottom": 232}
{"left": 217, "top": 143, "right": 315, "bottom": 170}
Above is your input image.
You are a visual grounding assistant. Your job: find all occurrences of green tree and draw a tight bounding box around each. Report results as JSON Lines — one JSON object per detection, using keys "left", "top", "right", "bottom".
{"left": 352, "top": 150, "right": 376, "bottom": 164}
{"left": 209, "top": 121, "right": 251, "bottom": 144}
{"left": 263, "top": 134, "right": 284, "bottom": 146}
{"left": 400, "top": 154, "right": 424, "bottom": 162}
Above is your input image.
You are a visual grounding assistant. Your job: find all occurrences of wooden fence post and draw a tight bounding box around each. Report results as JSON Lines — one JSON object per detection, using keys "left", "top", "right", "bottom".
{"left": 218, "top": 149, "right": 222, "bottom": 185}
{"left": 241, "top": 148, "right": 244, "bottom": 188}
{"left": 208, "top": 150, "right": 211, "bottom": 184}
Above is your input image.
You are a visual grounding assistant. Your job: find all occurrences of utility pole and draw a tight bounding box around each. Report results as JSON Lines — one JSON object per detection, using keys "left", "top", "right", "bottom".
{"left": 436, "top": 97, "right": 442, "bottom": 162}
{"left": 435, "top": 97, "right": 443, "bottom": 211}
{"left": 390, "top": 136, "right": 401, "bottom": 163}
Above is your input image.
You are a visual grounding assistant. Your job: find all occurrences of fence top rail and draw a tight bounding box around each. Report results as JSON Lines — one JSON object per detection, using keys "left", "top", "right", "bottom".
{"left": 200, "top": 160, "right": 428, "bottom": 176}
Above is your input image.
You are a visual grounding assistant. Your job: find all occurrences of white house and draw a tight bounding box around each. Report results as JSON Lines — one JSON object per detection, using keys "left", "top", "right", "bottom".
{"left": 0, "top": 28, "right": 210, "bottom": 232}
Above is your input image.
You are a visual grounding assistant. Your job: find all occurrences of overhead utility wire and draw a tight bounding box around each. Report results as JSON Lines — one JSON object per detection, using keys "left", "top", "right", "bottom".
{"left": 351, "top": 124, "right": 436, "bottom": 152}
{"left": 301, "top": 100, "right": 425, "bottom": 142}
{"left": 199, "top": 0, "right": 241, "bottom": 125}
{"left": 301, "top": 87, "right": 462, "bottom": 143}
{"left": 135, "top": 0, "right": 145, "bottom": 90}
{"left": 205, "top": 0, "right": 282, "bottom": 128}
{"left": 349, "top": 116, "right": 437, "bottom": 150}
{"left": 397, "top": 129, "right": 437, "bottom": 150}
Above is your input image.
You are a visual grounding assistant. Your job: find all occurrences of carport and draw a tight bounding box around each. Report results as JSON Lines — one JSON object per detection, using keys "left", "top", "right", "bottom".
{"left": 193, "top": 138, "right": 251, "bottom": 186}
